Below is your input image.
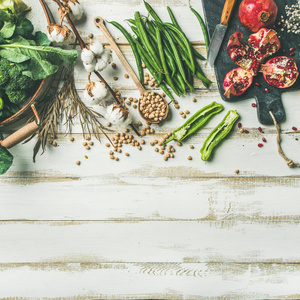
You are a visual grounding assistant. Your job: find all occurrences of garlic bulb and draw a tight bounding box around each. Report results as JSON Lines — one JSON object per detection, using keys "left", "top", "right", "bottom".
{"left": 89, "top": 40, "right": 104, "bottom": 57}
{"left": 83, "top": 81, "right": 108, "bottom": 105}
{"left": 81, "top": 48, "right": 95, "bottom": 64}
{"left": 105, "top": 104, "right": 132, "bottom": 128}
{"left": 47, "top": 24, "right": 75, "bottom": 44}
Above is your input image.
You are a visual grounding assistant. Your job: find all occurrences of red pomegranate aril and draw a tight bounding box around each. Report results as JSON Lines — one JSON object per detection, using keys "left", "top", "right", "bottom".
{"left": 238, "top": 122, "right": 242, "bottom": 128}
{"left": 290, "top": 47, "right": 295, "bottom": 52}
{"left": 292, "top": 126, "right": 298, "bottom": 131}
{"left": 260, "top": 56, "right": 299, "bottom": 89}
{"left": 255, "top": 82, "right": 261, "bottom": 86}
{"left": 258, "top": 127, "right": 262, "bottom": 132}
{"left": 244, "top": 130, "right": 249, "bottom": 133}
{"left": 262, "top": 137, "right": 267, "bottom": 142}
{"left": 258, "top": 143, "right": 264, "bottom": 148}
{"left": 290, "top": 52, "right": 295, "bottom": 56}
{"left": 265, "top": 88, "right": 269, "bottom": 93}
{"left": 252, "top": 103, "right": 257, "bottom": 107}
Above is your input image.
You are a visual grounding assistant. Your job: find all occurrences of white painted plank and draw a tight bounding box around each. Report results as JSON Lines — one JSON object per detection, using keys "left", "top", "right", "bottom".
{"left": 1, "top": 262, "right": 300, "bottom": 299}
{"left": 1, "top": 221, "right": 300, "bottom": 263}
{"left": 0, "top": 177, "right": 300, "bottom": 221}
{"left": 2, "top": 131, "right": 300, "bottom": 178}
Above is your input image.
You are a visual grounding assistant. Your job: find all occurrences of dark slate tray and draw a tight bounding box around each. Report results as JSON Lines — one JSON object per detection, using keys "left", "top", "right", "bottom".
{"left": 202, "top": 0, "right": 300, "bottom": 125}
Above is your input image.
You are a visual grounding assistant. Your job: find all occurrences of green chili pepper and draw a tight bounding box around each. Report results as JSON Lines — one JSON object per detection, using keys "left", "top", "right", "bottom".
{"left": 165, "top": 102, "right": 224, "bottom": 143}
{"left": 200, "top": 110, "right": 239, "bottom": 161}
{"left": 109, "top": 21, "right": 144, "bottom": 84}
{"left": 189, "top": 1, "right": 210, "bottom": 52}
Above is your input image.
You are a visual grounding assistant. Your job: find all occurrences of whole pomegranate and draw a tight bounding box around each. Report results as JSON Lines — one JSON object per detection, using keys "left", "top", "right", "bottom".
{"left": 223, "top": 68, "right": 253, "bottom": 98}
{"left": 238, "top": 0, "right": 278, "bottom": 33}
{"left": 260, "top": 56, "right": 299, "bottom": 88}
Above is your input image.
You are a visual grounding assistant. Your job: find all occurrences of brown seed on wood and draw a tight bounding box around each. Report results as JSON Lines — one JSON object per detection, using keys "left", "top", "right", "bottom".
{"left": 85, "top": 146, "right": 90, "bottom": 150}
{"left": 187, "top": 156, "right": 192, "bottom": 160}
{"left": 154, "top": 148, "right": 159, "bottom": 152}
{"left": 75, "top": 160, "right": 81, "bottom": 165}
{"left": 83, "top": 142, "right": 87, "bottom": 146}
{"left": 86, "top": 136, "right": 91, "bottom": 141}
{"left": 117, "top": 149, "right": 122, "bottom": 153}
{"left": 124, "top": 74, "right": 129, "bottom": 78}
{"left": 113, "top": 77, "right": 118, "bottom": 81}
{"left": 126, "top": 100, "right": 131, "bottom": 105}
{"left": 115, "top": 157, "right": 119, "bottom": 161}
{"left": 125, "top": 152, "right": 129, "bottom": 156}
{"left": 140, "top": 139, "right": 145, "bottom": 145}
{"left": 239, "top": 128, "right": 244, "bottom": 133}
{"left": 177, "top": 142, "right": 182, "bottom": 146}
{"left": 49, "top": 140, "right": 53, "bottom": 145}
{"left": 88, "top": 33, "right": 94, "bottom": 39}
{"left": 185, "top": 110, "right": 190, "bottom": 114}
{"left": 181, "top": 114, "right": 186, "bottom": 119}
{"left": 69, "top": 136, "right": 74, "bottom": 142}
{"left": 234, "top": 169, "right": 239, "bottom": 174}
{"left": 106, "top": 122, "right": 111, "bottom": 127}
{"left": 189, "top": 145, "right": 194, "bottom": 149}
{"left": 174, "top": 104, "right": 180, "bottom": 109}
{"left": 109, "top": 150, "right": 114, "bottom": 155}
{"left": 110, "top": 155, "right": 114, "bottom": 160}
{"left": 105, "top": 143, "right": 110, "bottom": 147}
{"left": 192, "top": 98, "right": 196, "bottom": 102}
{"left": 88, "top": 141, "right": 94, "bottom": 146}
{"left": 133, "top": 104, "right": 137, "bottom": 109}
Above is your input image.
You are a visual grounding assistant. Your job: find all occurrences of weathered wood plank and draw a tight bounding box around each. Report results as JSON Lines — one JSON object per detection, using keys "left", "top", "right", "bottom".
{"left": 1, "top": 262, "right": 300, "bottom": 299}
{"left": 0, "top": 176, "right": 300, "bottom": 221}
{"left": 1, "top": 221, "right": 300, "bottom": 263}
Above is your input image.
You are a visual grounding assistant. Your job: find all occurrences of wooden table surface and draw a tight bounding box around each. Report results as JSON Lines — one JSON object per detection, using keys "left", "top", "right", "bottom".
{"left": 1, "top": 0, "right": 300, "bottom": 299}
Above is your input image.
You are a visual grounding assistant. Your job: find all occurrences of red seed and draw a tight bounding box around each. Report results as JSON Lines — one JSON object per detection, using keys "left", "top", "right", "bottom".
{"left": 238, "top": 122, "right": 242, "bottom": 128}
{"left": 258, "top": 143, "right": 263, "bottom": 148}
{"left": 290, "top": 47, "right": 295, "bottom": 52}
{"left": 244, "top": 130, "right": 249, "bottom": 134}
{"left": 265, "top": 88, "right": 269, "bottom": 93}
{"left": 252, "top": 103, "right": 257, "bottom": 107}
{"left": 290, "top": 52, "right": 295, "bottom": 56}
{"left": 258, "top": 127, "right": 262, "bottom": 132}
{"left": 262, "top": 137, "right": 267, "bottom": 142}
{"left": 292, "top": 126, "right": 298, "bottom": 131}
{"left": 255, "top": 82, "right": 261, "bottom": 86}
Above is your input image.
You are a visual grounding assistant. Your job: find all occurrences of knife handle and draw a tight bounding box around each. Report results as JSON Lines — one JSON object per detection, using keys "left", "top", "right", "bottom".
{"left": 220, "top": 0, "right": 238, "bottom": 26}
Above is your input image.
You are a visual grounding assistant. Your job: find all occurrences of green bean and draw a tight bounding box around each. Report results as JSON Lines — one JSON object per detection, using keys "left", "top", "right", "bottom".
{"left": 134, "top": 11, "right": 163, "bottom": 81}
{"left": 156, "top": 22, "right": 188, "bottom": 86}
{"left": 143, "top": 1, "right": 163, "bottom": 23}
{"left": 135, "top": 38, "right": 174, "bottom": 100}
{"left": 164, "top": 22, "right": 195, "bottom": 75}
{"left": 167, "top": 6, "right": 181, "bottom": 29}
{"left": 189, "top": 2, "right": 210, "bottom": 52}
{"left": 145, "top": 23, "right": 177, "bottom": 77}
{"left": 156, "top": 27, "right": 179, "bottom": 95}
{"left": 175, "top": 73, "right": 186, "bottom": 95}
{"left": 109, "top": 21, "right": 144, "bottom": 84}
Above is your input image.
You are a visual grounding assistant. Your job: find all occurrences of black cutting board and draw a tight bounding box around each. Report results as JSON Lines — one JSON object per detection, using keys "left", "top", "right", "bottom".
{"left": 202, "top": 0, "right": 300, "bottom": 125}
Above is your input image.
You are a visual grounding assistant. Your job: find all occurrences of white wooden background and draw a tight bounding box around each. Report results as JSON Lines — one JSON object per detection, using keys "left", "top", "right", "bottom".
{"left": 1, "top": 0, "right": 300, "bottom": 298}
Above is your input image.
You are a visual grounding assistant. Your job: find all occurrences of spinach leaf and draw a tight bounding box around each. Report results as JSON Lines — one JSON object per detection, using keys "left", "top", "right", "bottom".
{"left": 0, "top": 21, "right": 15, "bottom": 38}
{"left": 14, "top": 16, "right": 33, "bottom": 38}
{"left": 34, "top": 31, "right": 51, "bottom": 46}
{"left": 0, "top": 39, "right": 78, "bottom": 80}
{"left": 0, "top": 142, "right": 13, "bottom": 175}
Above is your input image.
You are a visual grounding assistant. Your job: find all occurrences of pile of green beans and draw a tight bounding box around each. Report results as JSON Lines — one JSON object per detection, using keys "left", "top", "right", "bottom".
{"left": 110, "top": 1, "right": 212, "bottom": 101}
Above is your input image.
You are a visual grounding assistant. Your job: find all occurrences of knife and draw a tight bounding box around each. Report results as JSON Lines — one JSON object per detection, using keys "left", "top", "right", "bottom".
{"left": 207, "top": 0, "right": 238, "bottom": 67}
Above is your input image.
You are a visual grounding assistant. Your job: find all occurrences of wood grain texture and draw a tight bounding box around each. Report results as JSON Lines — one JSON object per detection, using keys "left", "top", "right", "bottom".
{"left": 1, "top": 263, "right": 300, "bottom": 299}
{"left": 1, "top": 0, "right": 300, "bottom": 298}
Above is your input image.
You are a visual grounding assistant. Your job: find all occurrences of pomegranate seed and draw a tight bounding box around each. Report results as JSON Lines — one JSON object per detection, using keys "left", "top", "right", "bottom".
{"left": 252, "top": 103, "right": 257, "bottom": 107}
{"left": 265, "top": 88, "right": 269, "bottom": 93}
{"left": 258, "top": 127, "right": 262, "bottom": 132}
{"left": 290, "top": 47, "right": 295, "bottom": 52}
{"left": 238, "top": 122, "right": 242, "bottom": 128}
{"left": 290, "top": 52, "right": 295, "bottom": 56}
{"left": 255, "top": 82, "right": 261, "bottom": 86}
{"left": 244, "top": 130, "right": 249, "bottom": 134}
{"left": 258, "top": 143, "right": 264, "bottom": 148}
{"left": 292, "top": 126, "right": 298, "bottom": 131}
{"left": 262, "top": 137, "right": 267, "bottom": 143}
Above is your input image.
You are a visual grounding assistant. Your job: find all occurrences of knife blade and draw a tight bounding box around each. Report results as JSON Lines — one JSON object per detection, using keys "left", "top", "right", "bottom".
{"left": 207, "top": 0, "right": 238, "bottom": 67}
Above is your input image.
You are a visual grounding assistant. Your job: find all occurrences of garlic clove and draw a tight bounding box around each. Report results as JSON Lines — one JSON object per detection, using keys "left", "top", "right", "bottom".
{"left": 89, "top": 40, "right": 104, "bottom": 57}
{"left": 81, "top": 48, "right": 95, "bottom": 64}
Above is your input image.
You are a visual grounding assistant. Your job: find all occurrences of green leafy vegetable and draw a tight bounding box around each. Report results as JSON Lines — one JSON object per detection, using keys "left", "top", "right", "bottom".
{"left": 0, "top": 0, "right": 30, "bottom": 15}
{"left": 0, "top": 135, "right": 13, "bottom": 175}
{"left": 0, "top": 21, "right": 16, "bottom": 38}
{"left": 14, "top": 16, "right": 33, "bottom": 38}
